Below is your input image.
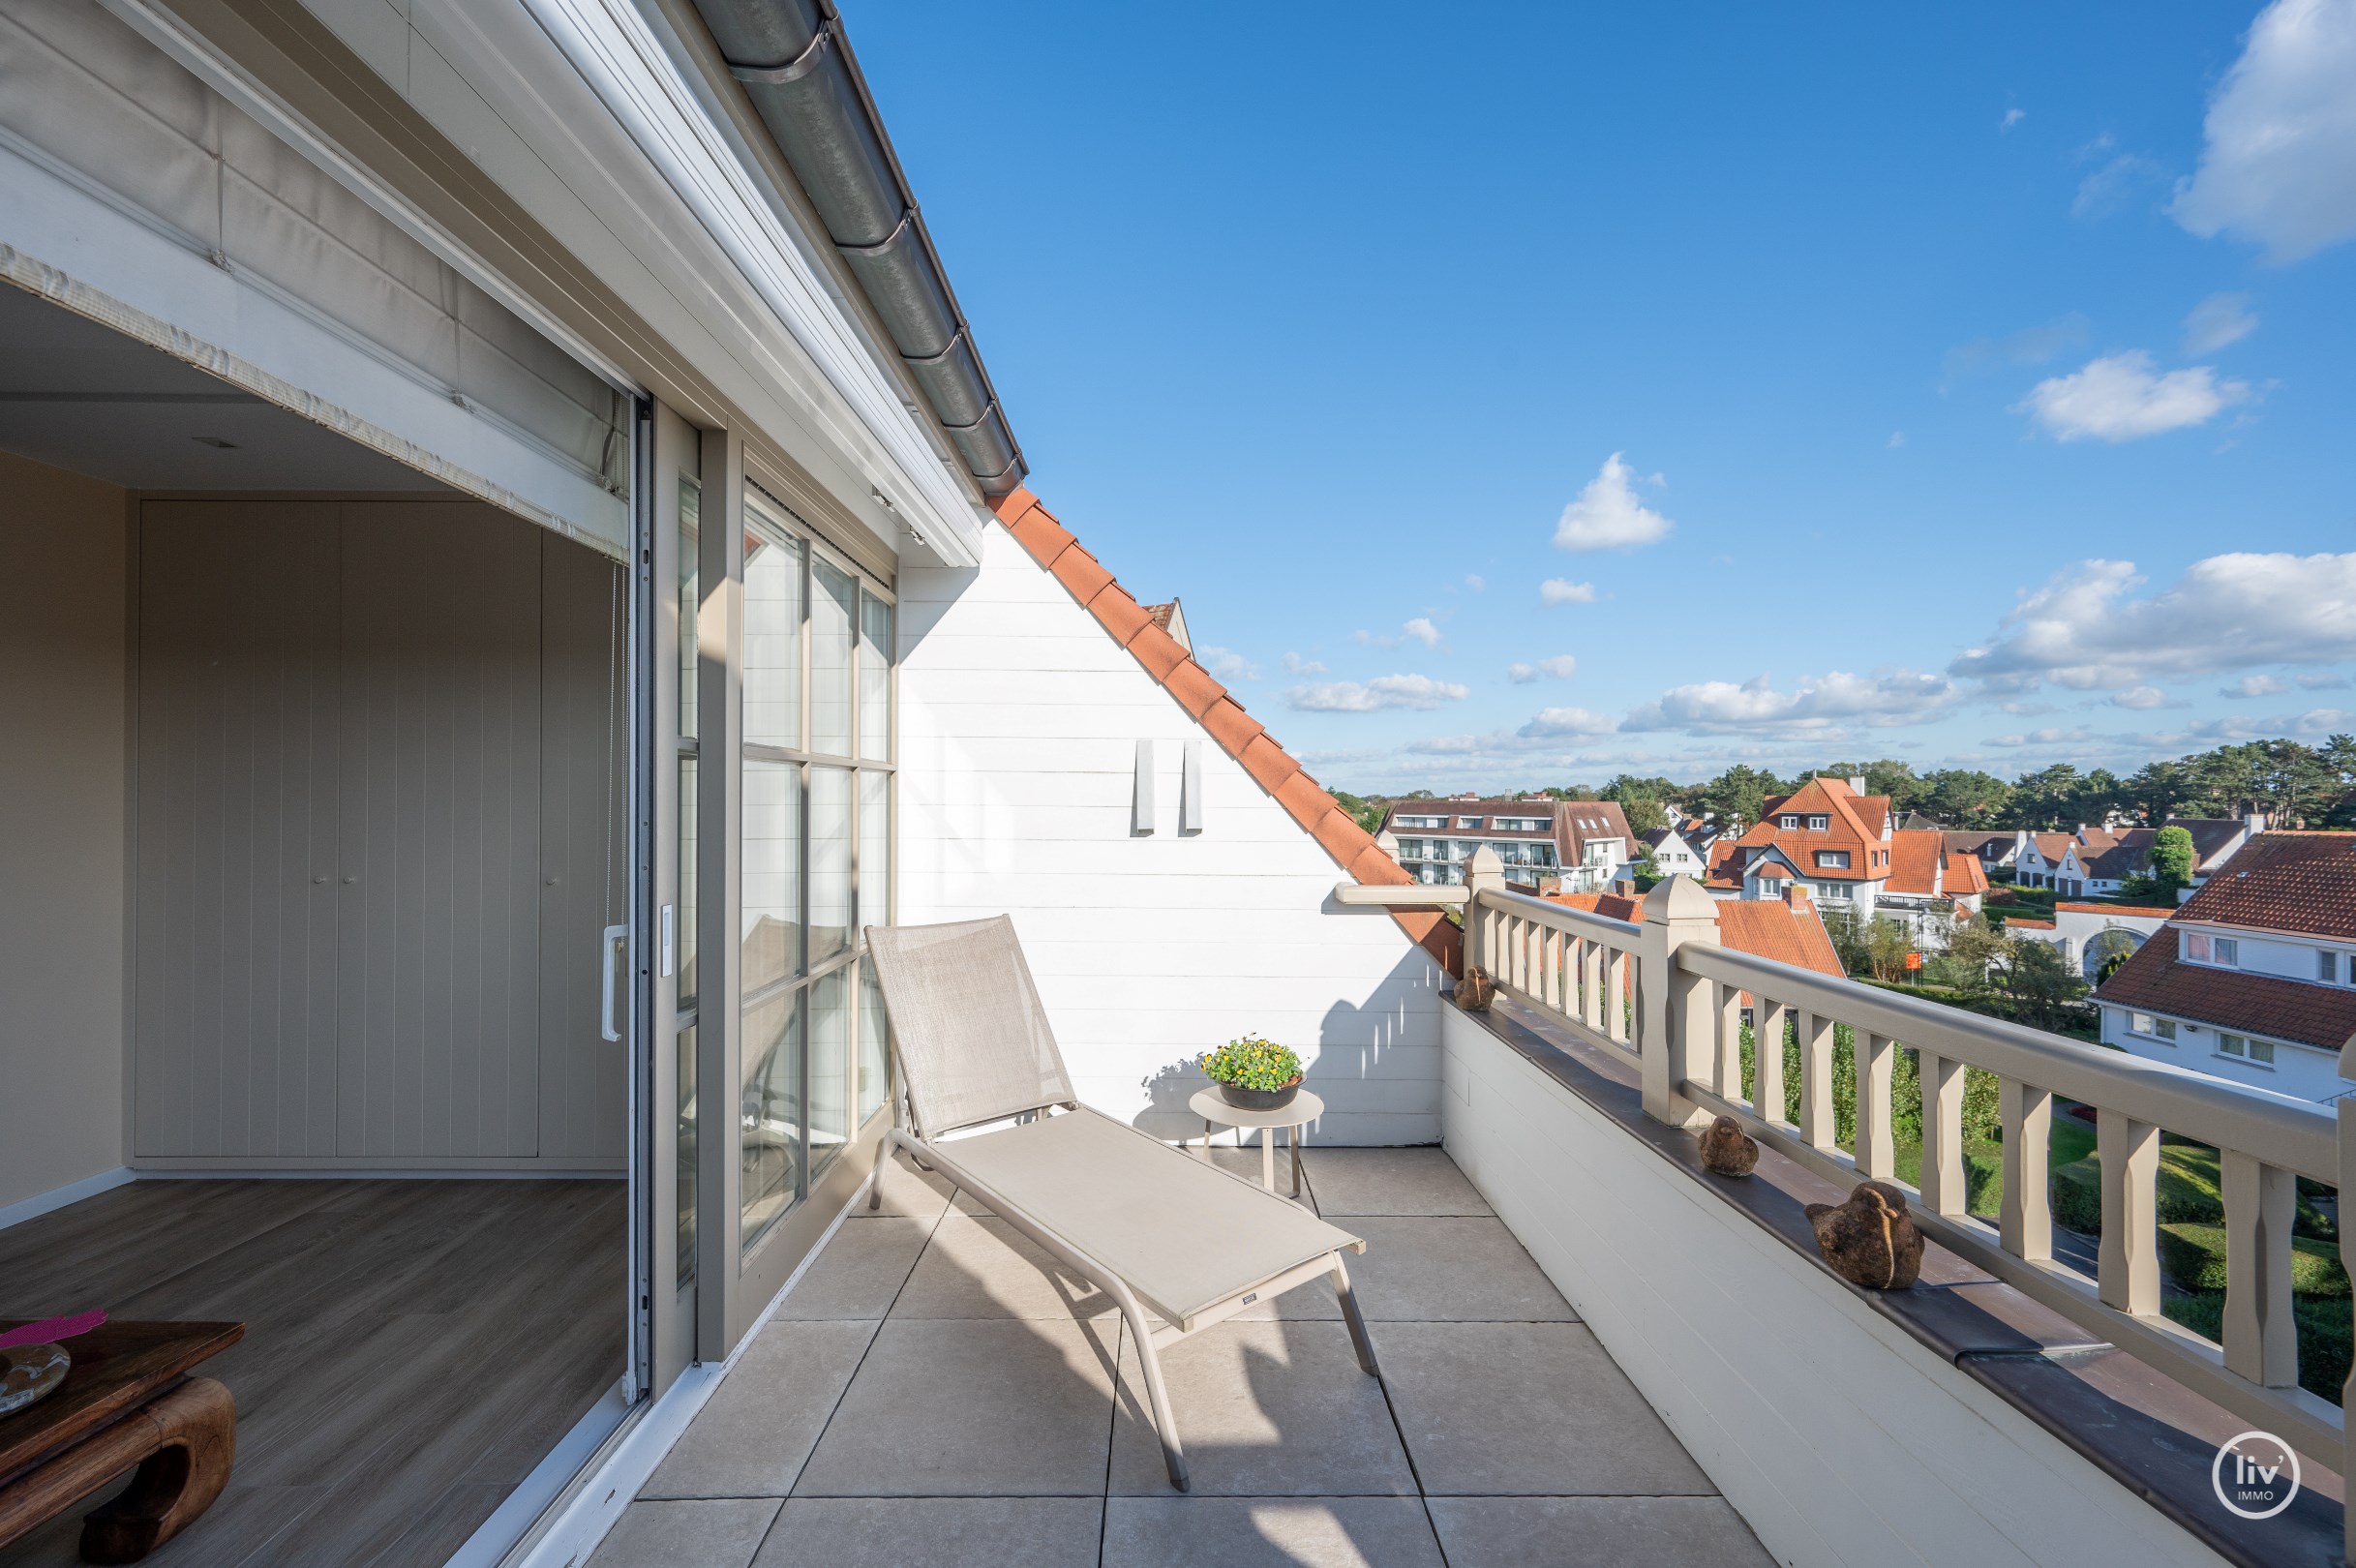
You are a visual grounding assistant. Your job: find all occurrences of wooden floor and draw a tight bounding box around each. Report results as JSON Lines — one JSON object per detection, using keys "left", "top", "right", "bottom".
{"left": 0, "top": 1178, "right": 624, "bottom": 1568}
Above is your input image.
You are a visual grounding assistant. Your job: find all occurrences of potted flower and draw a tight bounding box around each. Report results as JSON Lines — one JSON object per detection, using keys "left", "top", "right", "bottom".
{"left": 1198, "top": 1035, "right": 1304, "bottom": 1111}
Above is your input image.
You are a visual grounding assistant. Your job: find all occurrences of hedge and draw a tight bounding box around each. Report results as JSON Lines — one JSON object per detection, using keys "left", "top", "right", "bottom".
{"left": 2165, "top": 1291, "right": 2351, "bottom": 1404}
{"left": 2051, "top": 1141, "right": 2334, "bottom": 1240}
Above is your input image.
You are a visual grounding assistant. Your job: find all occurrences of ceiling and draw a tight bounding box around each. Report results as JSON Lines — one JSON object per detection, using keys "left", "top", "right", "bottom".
{"left": 0, "top": 283, "right": 453, "bottom": 494}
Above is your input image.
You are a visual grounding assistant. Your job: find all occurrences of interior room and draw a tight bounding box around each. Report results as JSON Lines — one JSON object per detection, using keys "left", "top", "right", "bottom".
{"left": 0, "top": 281, "right": 631, "bottom": 1567}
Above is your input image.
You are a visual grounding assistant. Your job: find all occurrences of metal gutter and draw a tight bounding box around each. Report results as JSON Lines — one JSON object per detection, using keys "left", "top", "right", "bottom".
{"left": 689, "top": 0, "right": 1026, "bottom": 496}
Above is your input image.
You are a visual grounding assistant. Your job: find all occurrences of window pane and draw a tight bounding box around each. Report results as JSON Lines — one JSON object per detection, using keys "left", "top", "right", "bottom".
{"left": 676, "top": 1023, "right": 697, "bottom": 1289}
{"left": 679, "top": 756, "right": 698, "bottom": 1010}
{"left": 858, "top": 954, "right": 889, "bottom": 1126}
{"left": 809, "top": 766, "right": 853, "bottom": 966}
{"left": 679, "top": 479, "right": 700, "bottom": 739}
{"left": 860, "top": 770, "right": 890, "bottom": 934}
{"left": 744, "top": 527, "right": 804, "bottom": 749}
{"left": 2251, "top": 1040, "right": 2276, "bottom": 1064}
{"left": 860, "top": 592, "right": 892, "bottom": 762}
{"left": 809, "top": 968, "right": 850, "bottom": 1183}
{"left": 743, "top": 761, "right": 803, "bottom": 991}
{"left": 811, "top": 557, "right": 856, "bottom": 755}
{"left": 2217, "top": 938, "right": 2239, "bottom": 965}
{"left": 740, "top": 989, "right": 802, "bottom": 1254}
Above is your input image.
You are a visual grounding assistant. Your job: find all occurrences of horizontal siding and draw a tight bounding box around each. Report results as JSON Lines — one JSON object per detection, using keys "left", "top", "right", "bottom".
{"left": 898, "top": 527, "right": 1441, "bottom": 1144}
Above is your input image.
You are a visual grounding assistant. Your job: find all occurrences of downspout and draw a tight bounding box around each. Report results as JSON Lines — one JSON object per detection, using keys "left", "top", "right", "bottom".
{"left": 690, "top": 0, "right": 1026, "bottom": 497}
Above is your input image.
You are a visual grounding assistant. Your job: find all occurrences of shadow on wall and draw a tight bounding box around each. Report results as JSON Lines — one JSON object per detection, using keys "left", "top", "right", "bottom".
{"left": 1129, "top": 949, "right": 1446, "bottom": 1146}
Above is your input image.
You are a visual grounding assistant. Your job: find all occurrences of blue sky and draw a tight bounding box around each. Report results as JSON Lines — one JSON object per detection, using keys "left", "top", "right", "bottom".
{"left": 858, "top": 0, "right": 2356, "bottom": 794}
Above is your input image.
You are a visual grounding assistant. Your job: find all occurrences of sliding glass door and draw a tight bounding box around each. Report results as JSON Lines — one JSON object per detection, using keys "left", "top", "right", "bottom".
{"left": 694, "top": 447, "right": 896, "bottom": 1353}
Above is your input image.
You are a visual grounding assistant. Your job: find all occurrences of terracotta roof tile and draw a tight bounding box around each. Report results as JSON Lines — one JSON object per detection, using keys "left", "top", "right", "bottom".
{"left": 1199, "top": 697, "right": 1265, "bottom": 756}
{"left": 1051, "top": 545, "right": 1115, "bottom": 605}
{"left": 1083, "top": 583, "right": 1154, "bottom": 645}
{"left": 1126, "top": 622, "right": 1190, "bottom": 681}
{"left": 2096, "top": 923, "right": 2356, "bottom": 1050}
{"left": 2174, "top": 831, "right": 2356, "bottom": 940}
{"left": 1943, "top": 852, "right": 1990, "bottom": 897}
{"left": 1160, "top": 659, "right": 1227, "bottom": 720}
{"left": 991, "top": 488, "right": 1460, "bottom": 974}
{"left": 2008, "top": 918, "right": 2057, "bottom": 930}
{"left": 1886, "top": 830, "right": 1944, "bottom": 895}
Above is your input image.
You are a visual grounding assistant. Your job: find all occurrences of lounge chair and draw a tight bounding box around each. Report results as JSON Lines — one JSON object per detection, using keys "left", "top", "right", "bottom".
{"left": 862, "top": 916, "right": 1380, "bottom": 1490}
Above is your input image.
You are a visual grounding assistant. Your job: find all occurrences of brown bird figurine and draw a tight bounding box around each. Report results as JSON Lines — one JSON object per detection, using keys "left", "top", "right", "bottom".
{"left": 1804, "top": 1181, "right": 1924, "bottom": 1289}
{"left": 1455, "top": 965, "right": 1496, "bottom": 1011}
{"left": 1698, "top": 1115, "right": 1759, "bottom": 1177}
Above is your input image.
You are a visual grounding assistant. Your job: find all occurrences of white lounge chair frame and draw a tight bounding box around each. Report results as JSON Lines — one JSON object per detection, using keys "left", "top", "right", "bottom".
{"left": 863, "top": 917, "right": 1379, "bottom": 1491}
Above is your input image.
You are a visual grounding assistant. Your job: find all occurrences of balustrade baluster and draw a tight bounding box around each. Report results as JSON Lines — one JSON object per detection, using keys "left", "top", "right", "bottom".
{"left": 2220, "top": 1150, "right": 2299, "bottom": 1388}
{"left": 2000, "top": 1078, "right": 2053, "bottom": 1263}
{"left": 2097, "top": 1108, "right": 2160, "bottom": 1314}
{"left": 1798, "top": 1012, "right": 1835, "bottom": 1151}
{"left": 1856, "top": 1033, "right": 1895, "bottom": 1180}
{"left": 1918, "top": 1051, "right": 1966, "bottom": 1217}
{"left": 1754, "top": 1001, "right": 1787, "bottom": 1128}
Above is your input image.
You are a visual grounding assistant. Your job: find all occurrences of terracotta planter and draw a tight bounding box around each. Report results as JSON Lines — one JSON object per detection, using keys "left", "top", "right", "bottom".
{"left": 1218, "top": 1074, "right": 1303, "bottom": 1112}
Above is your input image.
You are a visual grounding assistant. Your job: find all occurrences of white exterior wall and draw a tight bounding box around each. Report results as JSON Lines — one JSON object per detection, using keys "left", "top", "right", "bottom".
{"left": 1440, "top": 1008, "right": 2231, "bottom": 1568}
{"left": 896, "top": 528, "right": 1444, "bottom": 1145}
{"left": 2102, "top": 1008, "right": 2344, "bottom": 1103}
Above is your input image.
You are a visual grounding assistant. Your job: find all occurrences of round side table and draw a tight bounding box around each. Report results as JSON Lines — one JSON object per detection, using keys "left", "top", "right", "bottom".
{"left": 1188, "top": 1086, "right": 1324, "bottom": 1198}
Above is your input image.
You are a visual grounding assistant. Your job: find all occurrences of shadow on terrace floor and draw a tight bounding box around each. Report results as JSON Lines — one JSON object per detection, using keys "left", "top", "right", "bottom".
{"left": 589, "top": 1145, "right": 1773, "bottom": 1568}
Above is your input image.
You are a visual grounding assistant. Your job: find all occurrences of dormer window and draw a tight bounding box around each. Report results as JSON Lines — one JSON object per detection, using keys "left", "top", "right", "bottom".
{"left": 1806, "top": 815, "right": 1827, "bottom": 831}
{"left": 2187, "top": 933, "right": 2239, "bottom": 967}
{"left": 2320, "top": 950, "right": 2349, "bottom": 985}
{"left": 1778, "top": 815, "right": 1799, "bottom": 829}
{"left": 1816, "top": 851, "right": 1850, "bottom": 869}
{"left": 1456, "top": 817, "right": 1482, "bottom": 829}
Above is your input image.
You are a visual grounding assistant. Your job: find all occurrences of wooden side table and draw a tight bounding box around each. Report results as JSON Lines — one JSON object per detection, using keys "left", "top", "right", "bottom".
{"left": 1189, "top": 1087, "right": 1325, "bottom": 1199}
{"left": 0, "top": 1319, "right": 244, "bottom": 1564}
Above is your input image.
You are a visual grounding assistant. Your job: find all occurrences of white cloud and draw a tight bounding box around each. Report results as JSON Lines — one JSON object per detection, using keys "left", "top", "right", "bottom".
{"left": 1283, "top": 651, "right": 1327, "bottom": 677}
{"left": 2017, "top": 351, "right": 2250, "bottom": 441}
{"left": 1540, "top": 578, "right": 1598, "bottom": 606}
{"left": 1507, "top": 654, "right": 1580, "bottom": 684}
{"left": 2223, "top": 674, "right": 2290, "bottom": 698}
{"left": 1985, "top": 727, "right": 2098, "bottom": 747}
{"left": 1197, "top": 646, "right": 1258, "bottom": 682}
{"left": 2072, "top": 152, "right": 2169, "bottom": 219}
{"left": 2301, "top": 672, "right": 2352, "bottom": 689}
{"left": 2183, "top": 292, "right": 2259, "bottom": 354}
{"left": 1621, "top": 670, "right": 1957, "bottom": 736}
{"left": 2173, "top": 0, "right": 2356, "bottom": 261}
{"left": 1464, "top": 574, "right": 1486, "bottom": 591}
{"left": 1353, "top": 618, "right": 1445, "bottom": 649}
{"left": 1951, "top": 553, "right": 2356, "bottom": 692}
{"left": 1286, "top": 674, "right": 1469, "bottom": 713}
{"left": 1518, "top": 707, "right": 1618, "bottom": 739}
{"left": 1553, "top": 453, "right": 1674, "bottom": 552}
{"left": 2109, "top": 685, "right": 2173, "bottom": 709}
{"left": 2002, "top": 107, "right": 2027, "bottom": 131}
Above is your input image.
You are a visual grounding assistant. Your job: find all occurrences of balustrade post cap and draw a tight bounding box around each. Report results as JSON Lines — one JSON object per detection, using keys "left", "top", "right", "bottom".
{"left": 1644, "top": 872, "right": 1719, "bottom": 928}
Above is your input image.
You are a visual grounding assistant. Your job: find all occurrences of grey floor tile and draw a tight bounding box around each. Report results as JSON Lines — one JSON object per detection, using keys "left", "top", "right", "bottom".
{"left": 1373, "top": 1321, "right": 1712, "bottom": 1496}
{"left": 751, "top": 1498, "right": 1102, "bottom": 1568}
{"left": 1426, "top": 1496, "right": 1771, "bottom": 1567}
{"left": 890, "top": 1215, "right": 1119, "bottom": 1320}
{"left": 1102, "top": 1496, "right": 1445, "bottom": 1568}
{"left": 1344, "top": 1217, "right": 1575, "bottom": 1321}
{"left": 866, "top": 1150, "right": 955, "bottom": 1221}
{"left": 586, "top": 1498, "right": 780, "bottom": 1568}
{"left": 643, "top": 1320, "right": 878, "bottom": 1498}
{"left": 771, "top": 1217, "right": 933, "bottom": 1320}
{"left": 792, "top": 1318, "right": 1119, "bottom": 1496}
{"left": 1300, "top": 1148, "right": 1490, "bottom": 1217}
{"left": 1109, "top": 1320, "right": 1412, "bottom": 1497}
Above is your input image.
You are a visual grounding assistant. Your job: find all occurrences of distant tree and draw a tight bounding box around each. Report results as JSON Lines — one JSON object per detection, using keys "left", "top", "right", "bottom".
{"left": 1601, "top": 773, "right": 1677, "bottom": 833}
{"left": 2130, "top": 824, "right": 2196, "bottom": 900}
{"left": 1825, "top": 760, "right": 1925, "bottom": 813}
{"left": 1630, "top": 849, "right": 1664, "bottom": 891}
{"left": 1331, "top": 791, "right": 1388, "bottom": 834}
{"left": 1918, "top": 769, "right": 2011, "bottom": 826}
{"left": 1863, "top": 918, "right": 1915, "bottom": 983}
{"left": 2001, "top": 940, "right": 2081, "bottom": 1031}
{"left": 2121, "top": 758, "right": 2192, "bottom": 826}
{"left": 1943, "top": 917, "right": 2009, "bottom": 989}
{"left": 1693, "top": 765, "right": 1785, "bottom": 830}
{"left": 2009, "top": 764, "right": 2086, "bottom": 830}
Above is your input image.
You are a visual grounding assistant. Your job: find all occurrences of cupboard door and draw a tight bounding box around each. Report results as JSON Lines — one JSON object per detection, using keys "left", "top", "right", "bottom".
{"left": 134, "top": 502, "right": 343, "bottom": 1158}
{"left": 336, "top": 504, "right": 542, "bottom": 1158}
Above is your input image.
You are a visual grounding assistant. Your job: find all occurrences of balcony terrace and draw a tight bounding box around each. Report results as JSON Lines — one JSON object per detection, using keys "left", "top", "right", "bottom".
{"left": 589, "top": 853, "right": 2354, "bottom": 1568}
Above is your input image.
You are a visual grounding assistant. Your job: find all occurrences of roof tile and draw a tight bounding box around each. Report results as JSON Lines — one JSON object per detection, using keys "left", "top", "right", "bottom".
{"left": 1237, "top": 734, "right": 1299, "bottom": 794}
{"left": 1127, "top": 622, "right": 1190, "bottom": 681}
{"left": 1084, "top": 583, "right": 1155, "bottom": 645}
{"left": 1161, "top": 659, "right": 1227, "bottom": 720}
{"left": 2097, "top": 921, "right": 2356, "bottom": 1050}
{"left": 1199, "top": 697, "right": 1266, "bottom": 757}
{"left": 1052, "top": 545, "right": 1115, "bottom": 605}
{"left": 1003, "top": 500, "right": 1076, "bottom": 567}
{"left": 2172, "top": 831, "right": 2356, "bottom": 941}
{"left": 1311, "top": 807, "right": 1370, "bottom": 865}
{"left": 1275, "top": 768, "right": 1338, "bottom": 830}
{"left": 1348, "top": 840, "right": 1411, "bottom": 886}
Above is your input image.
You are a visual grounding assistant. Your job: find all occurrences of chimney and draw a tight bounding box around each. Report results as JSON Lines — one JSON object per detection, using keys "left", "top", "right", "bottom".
{"left": 2245, "top": 812, "right": 2268, "bottom": 835}
{"left": 1849, "top": 776, "right": 1866, "bottom": 797}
